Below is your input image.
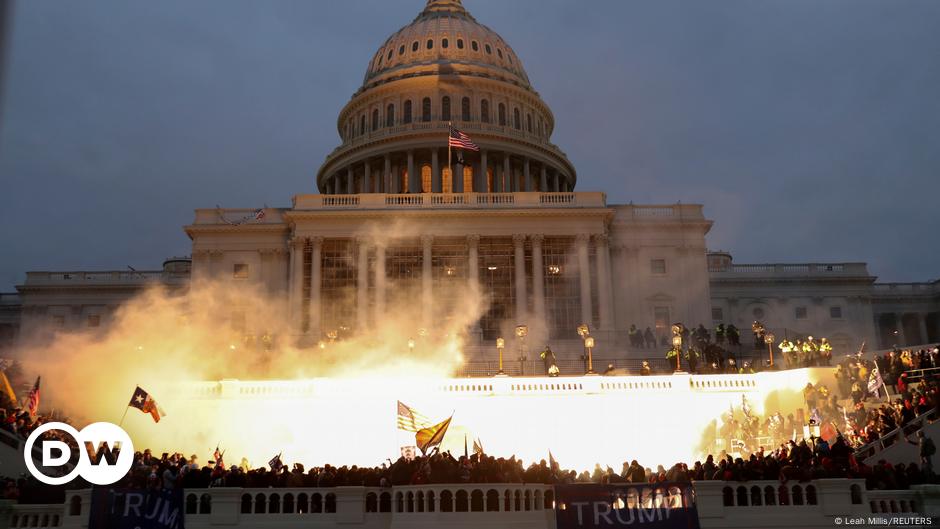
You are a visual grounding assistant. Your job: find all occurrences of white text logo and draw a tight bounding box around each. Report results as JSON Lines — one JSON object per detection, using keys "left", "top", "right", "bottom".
{"left": 24, "top": 422, "right": 134, "bottom": 485}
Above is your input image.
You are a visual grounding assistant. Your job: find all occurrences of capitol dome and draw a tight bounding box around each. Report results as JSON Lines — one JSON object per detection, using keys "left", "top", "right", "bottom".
{"left": 316, "top": 0, "right": 576, "bottom": 196}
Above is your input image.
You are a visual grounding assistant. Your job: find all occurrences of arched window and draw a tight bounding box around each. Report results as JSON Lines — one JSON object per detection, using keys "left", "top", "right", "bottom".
{"left": 254, "top": 493, "right": 266, "bottom": 514}
{"left": 806, "top": 485, "right": 817, "bottom": 505}
{"left": 427, "top": 39, "right": 434, "bottom": 49}
{"left": 722, "top": 487, "right": 733, "bottom": 507}
{"left": 386, "top": 104, "right": 395, "bottom": 127}
{"left": 527, "top": 113, "right": 532, "bottom": 132}
{"left": 297, "top": 493, "right": 308, "bottom": 513}
{"left": 440, "top": 491, "right": 453, "bottom": 512}
{"left": 461, "top": 97, "right": 471, "bottom": 121}
{"left": 736, "top": 487, "right": 748, "bottom": 507}
{"left": 421, "top": 164, "right": 432, "bottom": 193}
{"left": 359, "top": 115, "right": 366, "bottom": 136}
{"left": 371, "top": 109, "right": 379, "bottom": 131}
{"left": 764, "top": 486, "right": 776, "bottom": 506}
{"left": 498, "top": 103, "right": 506, "bottom": 126}
{"left": 365, "top": 493, "right": 378, "bottom": 513}
{"left": 283, "top": 494, "right": 294, "bottom": 514}
{"left": 422, "top": 97, "right": 431, "bottom": 122}
{"left": 269, "top": 493, "right": 281, "bottom": 514}
{"left": 325, "top": 493, "right": 336, "bottom": 513}
{"left": 387, "top": 49, "right": 393, "bottom": 61}
{"left": 379, "top": 492, "right": 392, "bottom": 513}
{"left": 412, "top": 41, "right": 419, "bottom": 52}
{"left": 486, "top": 490, "right": 499, "bottom": 512}
{"left": 441, "top": 96, "right": 451, "bottom": 121}
{"left": 485, "top": 43, "right": 492, "bottom": 54}
{"left": 398, "top": 44, "right": 405, "bottom": 55}
{"left": 456, "top": 490, "right": 469, "bottom": 512}
{"left": 792, "top": 485, "right": 804, "bottom": 506}
{"left": 513, "top": 108, "right": 521, "bottom": 129}
{"left": 186, "top": 495, "right": 198, "bottom": 515}
{"left": 463, "top": 166, "right": 473, "bottom": 193}
{"left": 471, "top": 490, "right": 484, "bottom": 512}
{"left": 497, "top": 48, "right": 503, "bottom": 59}
{"left": 539, "top": 117, "right": 543, "bottom": 137}
{"left": 442, "top": 167, "right": 453, "bottom": 194}
{"left": 403, "top": 100, "right": 412, "bottom": 124}
{"left": 457, "top": 39, "right": 464, "bottom": 49}
{"left": 750, "top": 486, "right": 762, "bottom": 506}
{"left": 240, "top": 494, "right": 252, "bottom": 514}
{"left": 442, "top": 38, "right": 449, "bottom": 49}
{"left": 471, "top": 41, "right": 479, "bottom": 52}
{"left": 481, "top": 100, "right": 490, "bottom": 123}
{"left": 200, "top": 494, "right": 211, "bottom": 514}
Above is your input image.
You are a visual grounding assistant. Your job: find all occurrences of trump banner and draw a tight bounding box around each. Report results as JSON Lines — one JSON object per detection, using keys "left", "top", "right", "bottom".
{"left": 89, "top": 487, "right": 184, "bottom": 529}
{"left": 554, "top": 483, "right": 700, "bottom": 529}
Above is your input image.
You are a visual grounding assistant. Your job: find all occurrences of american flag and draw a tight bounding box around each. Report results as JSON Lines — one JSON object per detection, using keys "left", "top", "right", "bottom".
{"left": 397, "top": 400, "right": 432, "bottom": 432}
{"left": 448, "top": 126, "right": 479, "bottom": 151}
{"left": 26, "top": 376, "right": 40, "bottom": 416}
{"left": 254, "top": 208, "right": 265, "bottom": 220}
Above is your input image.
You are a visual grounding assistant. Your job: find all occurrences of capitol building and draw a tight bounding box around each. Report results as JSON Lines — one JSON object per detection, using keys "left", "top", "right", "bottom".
{"left": 1, "top": 0, "right": 938, "bottom": 362}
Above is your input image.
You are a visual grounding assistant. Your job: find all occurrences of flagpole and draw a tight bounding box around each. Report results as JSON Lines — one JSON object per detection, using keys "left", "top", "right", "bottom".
{"left": 118, "top": 406, "right": 129, "bottom": 428}
{"left": 447, "top": 121, "right": 452, "bottom": 187}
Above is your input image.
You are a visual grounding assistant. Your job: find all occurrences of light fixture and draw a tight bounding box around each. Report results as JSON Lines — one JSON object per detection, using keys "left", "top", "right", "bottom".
{"left": 577, "top": 323, "right": 590, "bottom": 338}
{"left": 548, "top": 265, "right": 561, "bottom": 275}
{"left": 487, "top": 266, "right": 498, "bottom": 271}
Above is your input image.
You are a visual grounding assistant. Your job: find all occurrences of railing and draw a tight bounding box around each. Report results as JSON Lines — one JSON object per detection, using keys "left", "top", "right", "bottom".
{"left": 904, "top": 366, "right": 940, "bottom": 383}
{"left": 291, "top": 192, "right": 607, "bottom": 210}
{"left": 854, "top": 408, "right": 938, "bottom": 461}
{"left": 22, "top": 271, "right": 189, "bottom": 286}
{"left": 710, "top": 263, "right": 870, "bottom": 276}
{"left": 18, "top": 480, "right": 928, "bottom": 529}
{"left": 874, "top": 282, "right": 940, "bottom": 294}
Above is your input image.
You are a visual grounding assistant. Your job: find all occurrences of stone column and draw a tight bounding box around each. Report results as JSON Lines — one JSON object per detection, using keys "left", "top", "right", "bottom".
{"left": 513, "top": 234, "right": 527, "bottom": 323}
{"left": 421, "top": 235, "right": 434, "bottom": 326}
{"left": 289, "top": 237, "right": 306, "bottom": 333}
{"left": 531, "top": 234, "right": 546, "bottom": 330}
{"left": 467, "top": 234, "right": 480, "bottom": 291}
{"left": 503, "top": 156, "right": 512, "bottom": 192}
{"left": 346, "top": 166, "right": 354, "bottom": 194}
{"left": 363, "top": 161, "right": 371, "bottom": 193}
{"left": 479, "top": 150, "right": 488, "bottom": 192}
{"left": 308, "top": 237, "right": 323, "bottom": 338}
{"left": 576, "top": 233, "right": 593, "bottom": 326}
{"left": 384, "top": 154, "right": 391, "bottom": 193}
{"left": 523, "top": 158, "right": 531, "bottom": 192}
{"left": 431, "top": 148, "right": 441, "bottom": 193}
{"left": 595, "top": 233, "right": 614, "bottom": 331}
{"left": 356, "top": 238, "right": 369, "bottom": 331}
{"left": 454, "top": 159, "right": 464, "bottom": 193}
{"left": 374, "top": 243, "right": 386, "bottom": 324}
{"left": 552, "top": 170, "right": 560, "bottom": 192}
{"left": 407, "top": 150, "right": 417, "bottom": 193}
{"left": 540, "top": 165, "right": 548, "bottom": 192}
{"left": 493, "top": 161, "right": 502, "bottom": 192}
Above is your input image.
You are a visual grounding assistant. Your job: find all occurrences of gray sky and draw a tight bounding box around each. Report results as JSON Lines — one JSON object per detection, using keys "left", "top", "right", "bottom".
{"left": 1, "top": 0, "right": 938, "bottom": 291}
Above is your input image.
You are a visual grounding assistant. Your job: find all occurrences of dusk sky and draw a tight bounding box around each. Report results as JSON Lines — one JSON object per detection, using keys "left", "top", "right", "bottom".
{"left": 1, "top": 0, "right": 938, "bottom": 291}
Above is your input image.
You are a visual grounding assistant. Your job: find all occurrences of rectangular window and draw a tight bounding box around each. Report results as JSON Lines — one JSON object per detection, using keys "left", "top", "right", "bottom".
{"left": 795, "top": 306, "right": 807, "bottom": 320}
{"left": 87, "top": 315, "right": 100, "bottom": 328}
{"left": 52, "top": 315, "right": 65, "bottom": 328}
{"left": 830, "top": 306, "right": 843, "bottom": 319}
{"left": 651, "top": 259, "right": 666, "bottom": 275}
{"left": 654, "top": 306, "right": 670, "bottom": 334}
{"left": 712, "top": 308, "right": 723, "bottom": 322}
{"left": 233, "top": 263, "right": 249, "bottom": 279}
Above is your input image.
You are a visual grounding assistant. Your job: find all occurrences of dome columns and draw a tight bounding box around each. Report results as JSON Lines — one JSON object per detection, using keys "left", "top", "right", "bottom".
{"left": 319, "top": 147, "right": 573, "bottom": 195}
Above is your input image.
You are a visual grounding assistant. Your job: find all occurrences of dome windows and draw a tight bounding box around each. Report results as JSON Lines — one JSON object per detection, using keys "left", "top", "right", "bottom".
{"left": 387, "top": 49, "right": 393, "bottom": 61}
{"left": 399, "top": 44, "right": 405, "bottom": 55}
{"left": 513, "top": 108, "right": 521, "bottom": 130}
{"left": 527, "top": 113, "right": 532, "bottom": 133}
{"left": 496, "top": 48, "right": 503, "bottom": 59}
{"left": 427, "top": 39, "right": 434, "bottom": 50}
{"left": 412, "top": 41, "right": 419, "bottom": 52}
{"left": 359, "top": 115, "right": 366, "bottom": 136}
{"left": 498, "top": 103, "right": 506, "bottom": 126}
{"left": 461, "top": 97, "right": 471, "bottom": 121}
{"left": 441, "top": 96, "right": 451, "bottom": 121}
{"left": 403, "top": 100, "right": 413, "bottom": 124}
{"left": 457, "top": 39, "right": 464, "bottom": 49}
{"left": 386, "top": 104, "right": 395, "bottom": 127}
{"left": 442, "top": 38, "right": 449, "bottom": 49}
{"left": 421, "top": 97, "right": 431, "bottom": 122}
{"left": 484, "top": 43, "right": 492, "bottom": 55}
{"left": 471, "top": 41, "right": 479, "bottom": 52}
{"left": 372, "top": 109, "right": 379, "bottom": 131}
{"left": 480, "top": 100, "right": 490, "bottom": 123}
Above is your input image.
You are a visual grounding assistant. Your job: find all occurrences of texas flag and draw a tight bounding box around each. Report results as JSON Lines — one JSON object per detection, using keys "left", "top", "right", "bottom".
{"left": 128, "top": 386, "right": 166, "bottom": 423}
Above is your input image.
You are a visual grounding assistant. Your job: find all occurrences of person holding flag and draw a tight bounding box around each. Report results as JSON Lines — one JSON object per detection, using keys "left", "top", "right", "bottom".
{"left": 269, "top": 452, "right": 284, "bottom": 472}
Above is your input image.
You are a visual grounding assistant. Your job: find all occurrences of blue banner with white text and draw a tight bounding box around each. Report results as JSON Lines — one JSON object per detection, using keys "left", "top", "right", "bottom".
{"left": 555, "top": 483, "right": 700, "bottom": 529}
{"left": 89, "top": 487, "right": 185, "bottom": 529}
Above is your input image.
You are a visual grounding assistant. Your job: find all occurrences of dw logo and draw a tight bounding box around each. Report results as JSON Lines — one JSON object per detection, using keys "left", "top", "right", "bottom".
{"left": 23, "top": 422, "right": 134, "bottom": 486}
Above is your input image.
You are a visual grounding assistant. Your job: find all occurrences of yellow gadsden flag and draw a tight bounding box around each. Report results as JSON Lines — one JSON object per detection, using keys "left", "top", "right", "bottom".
{"left": 415, "top": 415, "right": 453, "bottom": 455}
